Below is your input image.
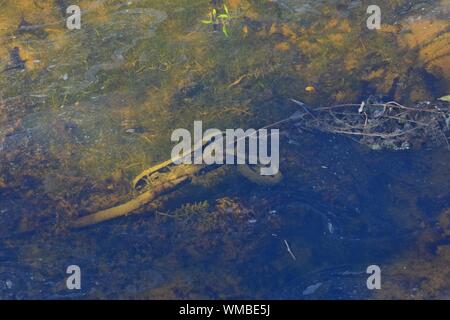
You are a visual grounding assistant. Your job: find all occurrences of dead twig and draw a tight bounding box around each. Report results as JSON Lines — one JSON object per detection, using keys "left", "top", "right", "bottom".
{"left": 291, "top": 99, "right": 450, "bottom": 150}
{"left": 284, "top": 239, "right": 297, "bottom": 261}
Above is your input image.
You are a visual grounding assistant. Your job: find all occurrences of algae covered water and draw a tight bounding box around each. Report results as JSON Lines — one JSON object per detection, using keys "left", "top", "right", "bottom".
{"left": 0, "top": 0, "right": 449, "bottom": 299}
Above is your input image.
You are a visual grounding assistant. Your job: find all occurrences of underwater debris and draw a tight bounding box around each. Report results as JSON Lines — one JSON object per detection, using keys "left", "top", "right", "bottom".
{"left": 283, "top": 239, "right": 296, "bottom": 261}
{"left": 3, "top": 47, "right": 26, "bottom": 72}
{"left": 72, "top": 175, "right": 190, "bottom": 228}
{"left": 290, "top": 99, "right": 450, "bottom": 150}
{"left": 72, "top": 130, "right": 215, "bottom": 228}
{"left": 72, "top": 125, "right": 285, "bottom": 228}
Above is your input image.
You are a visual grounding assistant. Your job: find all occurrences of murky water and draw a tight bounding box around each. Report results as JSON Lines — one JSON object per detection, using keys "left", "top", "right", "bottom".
{"left": 0, "top": 0, "right": 449, "bottom": 299}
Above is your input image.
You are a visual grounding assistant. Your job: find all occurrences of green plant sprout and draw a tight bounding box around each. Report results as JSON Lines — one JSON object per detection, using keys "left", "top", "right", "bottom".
{"left": 201, "top": 4, "right": 232, "bottom": 37}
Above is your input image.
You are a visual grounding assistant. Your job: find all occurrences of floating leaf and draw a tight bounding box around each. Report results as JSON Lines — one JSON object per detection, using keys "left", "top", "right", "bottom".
{"left": 201, "top": 20, "right": 214, "bottom": 24}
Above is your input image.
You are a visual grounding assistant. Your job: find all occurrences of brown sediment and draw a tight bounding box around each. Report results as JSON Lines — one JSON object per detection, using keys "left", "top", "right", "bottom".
{"left": 375, "top": 208, "right": 450, "bottom": 299}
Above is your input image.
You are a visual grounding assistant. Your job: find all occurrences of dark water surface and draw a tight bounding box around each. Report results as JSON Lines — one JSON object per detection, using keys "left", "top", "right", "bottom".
{"left": 0, "top": 0, "right": 449, "bottom": 299}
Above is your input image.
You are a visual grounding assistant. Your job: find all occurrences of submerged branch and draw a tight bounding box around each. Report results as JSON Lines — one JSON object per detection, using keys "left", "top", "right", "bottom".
{"left": 71, "top": 176, "right": 190, "bottom": 228}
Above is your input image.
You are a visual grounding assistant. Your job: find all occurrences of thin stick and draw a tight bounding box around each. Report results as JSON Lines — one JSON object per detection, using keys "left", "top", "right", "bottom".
{"left": 228, "top": 74, "right": 248, "bottom": 88}
{"left": 284, "top": 239, "right": 297, "bottom": 261}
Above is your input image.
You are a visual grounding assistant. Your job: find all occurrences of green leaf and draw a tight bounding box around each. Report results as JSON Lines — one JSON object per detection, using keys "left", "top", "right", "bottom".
{"left": 222, "top": 25, "right": 229, "bottom": 37}
{"left": 217, "top": 14, "right": 229, "bottom": 19}
{"left": 201, "top": 20, "right": 213, "bottom": 24}
{"left": 224, "top": 4, "right": 229, "bottom": 14}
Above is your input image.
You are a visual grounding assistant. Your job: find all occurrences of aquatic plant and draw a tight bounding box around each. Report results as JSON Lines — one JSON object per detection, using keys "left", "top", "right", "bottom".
{"left": 157, "top": 201, "right": 210, "bottom": 219}
{"left": 201, "top": 5, "right": 232, "bottom": 37}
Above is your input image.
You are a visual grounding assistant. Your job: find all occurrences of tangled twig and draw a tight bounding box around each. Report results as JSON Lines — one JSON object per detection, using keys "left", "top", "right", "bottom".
{"left": 292, "top": 100, "right": 450, "bottom": 150}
